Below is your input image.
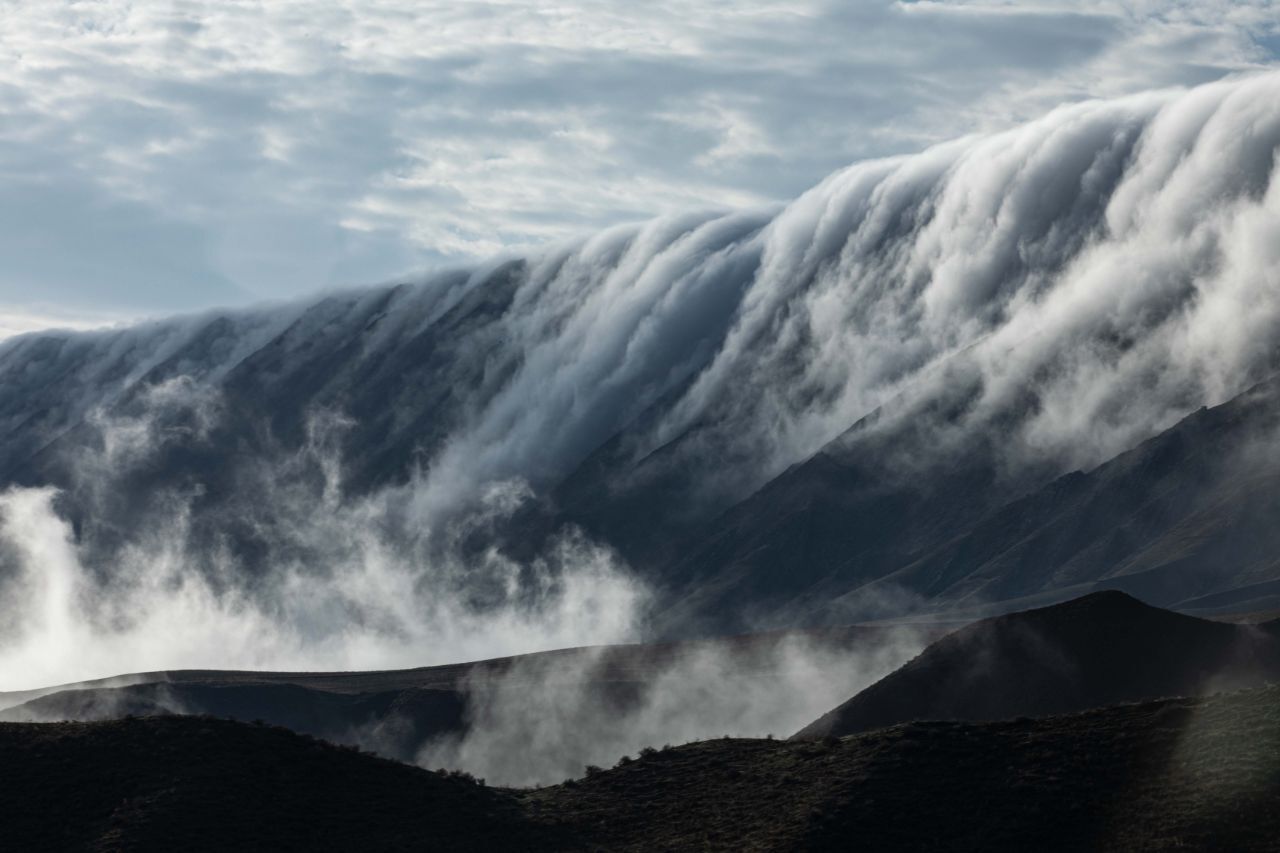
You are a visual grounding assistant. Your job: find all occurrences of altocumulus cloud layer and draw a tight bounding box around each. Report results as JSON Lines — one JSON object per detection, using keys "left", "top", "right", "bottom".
{"left": 0, "top": 1, "right": 1277, "bottom": 321}
{"left": 0, "top": 71, "right": 1279, "bottom": 689}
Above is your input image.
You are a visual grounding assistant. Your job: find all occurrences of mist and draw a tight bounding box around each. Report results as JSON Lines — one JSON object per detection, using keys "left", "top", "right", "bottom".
{"left": 0, "top": 380, "right": 647, "bottom": 691}
{"left": 415, "top": 629, "right": 927, "bottom": 787}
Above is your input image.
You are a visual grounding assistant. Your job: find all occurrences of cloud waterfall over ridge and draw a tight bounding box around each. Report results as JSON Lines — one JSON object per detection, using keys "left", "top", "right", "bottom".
{"left": 0, "top": 71, "right": 1279, "bottom": 686}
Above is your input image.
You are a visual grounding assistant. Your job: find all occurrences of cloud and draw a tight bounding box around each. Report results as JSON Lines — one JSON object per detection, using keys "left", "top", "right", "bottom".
{"left": 1, "top": 70, "right": 1280, "bottom": 692}
{"left": 0, "top": 1, "right": 1275, "bottom": 323}
{"left": 417, "top": 629, "right": 927, "bottom": 787}
{"left": 0, "top": 387, "right": 648, "bottom": 690}
{"left": 0, "top": 305, "right": 127, "bottom": 342}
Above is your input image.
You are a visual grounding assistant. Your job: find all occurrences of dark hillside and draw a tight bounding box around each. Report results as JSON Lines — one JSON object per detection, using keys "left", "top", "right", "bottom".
{"left": 0, "top": 715, "right": 566, "bottom": 852}
{"left": 533, "top": 684, "right": 1280, "bottom": 851}
{"left": 6, "top": 686, "right": 1280, "bottom": 850}
{"left": 654, "top": 375, "right": 1280, "bottom": 631}
{"left": 796, "top": 590, "right": 1280, "bottom": 738}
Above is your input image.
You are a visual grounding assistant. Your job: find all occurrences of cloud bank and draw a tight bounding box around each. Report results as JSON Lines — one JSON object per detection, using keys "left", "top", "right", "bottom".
{"left": 0, "top": 71, "right": 1279, "bottom": 689}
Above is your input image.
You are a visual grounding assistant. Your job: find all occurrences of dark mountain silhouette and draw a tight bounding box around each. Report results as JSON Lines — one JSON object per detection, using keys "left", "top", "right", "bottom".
{"left": 0, "top": 715, "right": 566, "bottom": 852}
{"left": 796, "top": 590, "right": 1280, "bottom": 739}
{"left": 6, "top": 685, "right": 1280, "bottom": 851}
{"left": 538, "top": 685, "right": 1280, "bottom": 852}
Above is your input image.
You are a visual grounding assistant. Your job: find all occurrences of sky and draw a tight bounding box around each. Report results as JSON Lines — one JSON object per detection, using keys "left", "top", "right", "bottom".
{"left": 1, "top": 0, "right": 1277, "bottom": 334}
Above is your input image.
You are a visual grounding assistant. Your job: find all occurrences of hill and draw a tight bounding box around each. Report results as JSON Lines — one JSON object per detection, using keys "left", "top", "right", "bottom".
{"left": 795, "top": 590, "right": 1280, "bottom": 739}
{"left": 0, "top": 715, "right": 565, "bottom": 852}
{"left": 6, "top": 685, "right": 1280, "bottom": 851}
{"left": 534, "top": 685, "right": 1280, "bottom": 851}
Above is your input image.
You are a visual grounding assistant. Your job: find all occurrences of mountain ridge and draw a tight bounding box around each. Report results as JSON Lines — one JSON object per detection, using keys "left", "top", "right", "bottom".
{"left": 795, "top": 590, "right": 1280, "bottom": 739}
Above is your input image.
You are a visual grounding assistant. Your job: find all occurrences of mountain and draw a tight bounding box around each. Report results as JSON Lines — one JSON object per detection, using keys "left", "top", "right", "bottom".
{"left": 859, "top": 376, "right": 1280, "bottom": 612}
{"left": 1, "top": 73, "right": 1279, "bottom": 678}
{"left": 662, "top": 373, "right": 1280, "bottom": 632}
{"left": 6, "top": 685, "right": 1280, "bottom": 851}
{"left": 795, "top": 591, "right": 1280, "bottom": 739}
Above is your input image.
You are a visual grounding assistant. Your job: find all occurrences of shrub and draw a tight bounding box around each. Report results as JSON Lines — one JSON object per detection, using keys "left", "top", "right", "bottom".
{"left": 446, "top": 768, "right": 482, "bottom": 786}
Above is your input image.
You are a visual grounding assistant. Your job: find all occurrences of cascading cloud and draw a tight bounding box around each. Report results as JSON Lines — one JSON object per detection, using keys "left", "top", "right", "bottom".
{"left": 0, "top": 70, "right": 1277, "bottom": 688}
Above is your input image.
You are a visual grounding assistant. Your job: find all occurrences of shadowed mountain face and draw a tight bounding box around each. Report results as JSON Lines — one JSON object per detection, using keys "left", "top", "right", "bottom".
{"left": 795, "top": 591, "right": 1280, "bottom": 739}
{"left": 6, "top": 686, "right": 1280, "bottom": 852}
{"left": 658, "top": 373, "right": 1280, "bottom": 633}
{"left": 864, "top": 376, "right": 1280, "bottom": 612}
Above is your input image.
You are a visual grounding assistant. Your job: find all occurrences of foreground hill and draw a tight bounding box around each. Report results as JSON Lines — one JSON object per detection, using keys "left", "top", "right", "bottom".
{"left": 536, "top": 685, "right": 1280, "bottom": 852}
{"left": 6, "top": 685, "right": 1280, "bottom": 851}
{"left": 796, "top": 590, "right": 1280, "bottom": 739}
{"left": 0, "top": 716, "right": 564, "bottom": 852}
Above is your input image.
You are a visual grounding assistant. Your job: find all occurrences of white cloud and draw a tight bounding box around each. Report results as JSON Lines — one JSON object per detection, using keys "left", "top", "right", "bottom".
{"left": 2, "top": 70, "right": 1280, "bottom": 689}
{"left": 0, "top": 306, "right": 129, "bottom": 342}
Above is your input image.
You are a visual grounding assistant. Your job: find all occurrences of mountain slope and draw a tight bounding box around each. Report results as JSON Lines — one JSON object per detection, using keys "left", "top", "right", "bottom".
{"left": 659, "top": 372, "right": 1280, "bottom": 631}
{"left": 867, "top": 375, "right": 1280, "bottom": 610}
{"left": 795, "top": 591, "right": 1280, "bottom": 739}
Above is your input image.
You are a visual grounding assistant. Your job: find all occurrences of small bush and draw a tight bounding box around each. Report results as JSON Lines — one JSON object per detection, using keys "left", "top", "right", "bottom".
{"left": 446, "top": 768, "right": 482, "bottom": 786}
